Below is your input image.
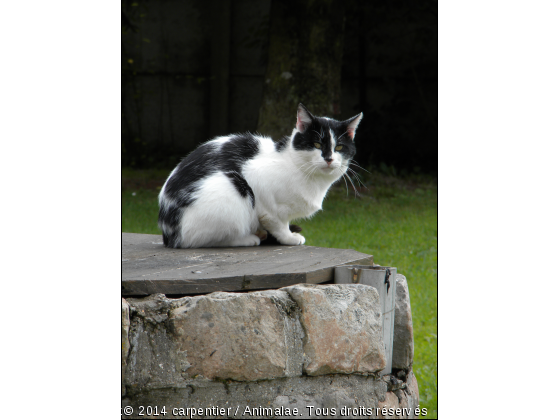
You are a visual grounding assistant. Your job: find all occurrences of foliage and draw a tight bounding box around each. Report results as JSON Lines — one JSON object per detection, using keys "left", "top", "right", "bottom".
{"left": 122, "top": 168, "right": 437, "bottom": 418}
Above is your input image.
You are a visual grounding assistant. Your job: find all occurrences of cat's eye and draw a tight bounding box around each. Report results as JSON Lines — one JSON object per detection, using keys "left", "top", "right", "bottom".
{"left": 335, "top": 145, "right": 343, "bottom": 151}
{"left": 314, "top": 143, "right": 321, "bottom": 149}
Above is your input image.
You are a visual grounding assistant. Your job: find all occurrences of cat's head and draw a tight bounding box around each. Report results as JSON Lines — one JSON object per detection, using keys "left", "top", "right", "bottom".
{"left": 291, "top": 103, "right": 363, "bottom": 176}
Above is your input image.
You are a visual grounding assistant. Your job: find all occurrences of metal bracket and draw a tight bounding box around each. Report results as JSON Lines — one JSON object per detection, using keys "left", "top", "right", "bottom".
{"left": 384, "top": 268, "right": 391, "bottom": 294}
{"left": 352, "top": 267, "right": 360, "bottom": 283}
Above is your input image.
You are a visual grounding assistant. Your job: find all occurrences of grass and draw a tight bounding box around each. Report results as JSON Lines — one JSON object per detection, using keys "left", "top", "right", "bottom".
{"left": 122, "top": 168, "right": 437, "bottom": 418}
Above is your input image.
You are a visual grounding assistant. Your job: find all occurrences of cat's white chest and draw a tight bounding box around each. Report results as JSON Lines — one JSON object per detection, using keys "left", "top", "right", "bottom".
{"left": 284, "top": 186, "right": 327, "bottom": 220}
{"left": 242, "top": 136, "right": 341, "bottom": 222}
{"left": 301, "top": 193, "right": 324, "bottom": 214}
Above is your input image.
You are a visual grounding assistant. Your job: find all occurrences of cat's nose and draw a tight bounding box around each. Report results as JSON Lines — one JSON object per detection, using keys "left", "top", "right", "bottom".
{"left": 324, "top": 157, "right": 333, "bottom": 165}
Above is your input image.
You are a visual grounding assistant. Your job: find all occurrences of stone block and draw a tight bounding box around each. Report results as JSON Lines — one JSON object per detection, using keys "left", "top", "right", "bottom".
{"left": 125, "top": 314, "right": 186, "bottom": 391}
{"left": 123, "top": 374, "right": 397, "bottom": 419}
{"left": 392, "top": 274, "right": 414, "bottom": 369}
{"left": 284, "top": 284, "right": 386, "bottom": 376}
{"left": 378, "top": 392, "right": 401, "bottom": 419}
{"left": 251, "top": 289, "right": 305, "bottom": 377}
{"left": 125, "top": 291, "right": 303, "bottom": 384}
{"left": 121, "top": 298, "right": 130, "bottom": 397}
{"left": 167, "top": 290, "right": 302, "bottom": 381}
{"left": 273, "top": 389, "right": 357, "bottom": 419}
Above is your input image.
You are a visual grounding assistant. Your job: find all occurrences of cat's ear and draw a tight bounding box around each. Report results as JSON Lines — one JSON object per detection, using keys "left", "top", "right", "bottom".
{"left": 345, "top": 112, "right": 363, "bottom": 141}
{"left": 296, "top": 103, "right": 313, "bottom": 133}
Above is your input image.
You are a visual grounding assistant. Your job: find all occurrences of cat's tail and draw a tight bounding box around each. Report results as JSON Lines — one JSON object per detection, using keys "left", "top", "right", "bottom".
{"left": 161, "top": 231, "right": 181, "bottom": 248}
{"left": 159, "top": 210, "right": 181, "bottom": 248}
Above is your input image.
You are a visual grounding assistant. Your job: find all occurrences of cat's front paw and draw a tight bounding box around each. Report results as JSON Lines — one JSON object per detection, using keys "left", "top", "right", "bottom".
{"left": 279, "top": 232, "right": 306, "bottom": 246}
{"left": 293, "top": 233, "right": 306, "bottom": 245}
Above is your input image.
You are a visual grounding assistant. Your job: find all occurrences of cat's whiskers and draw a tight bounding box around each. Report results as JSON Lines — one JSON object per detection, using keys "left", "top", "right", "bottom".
{"left": 295, "top": 160, "right": 316, "bottom": 174}
{"left": 349, "top": 160, "right": 371, "bottom": 174}
{"left": 296, "top": 161, "right": 318, "bottom": 184}
{"left": 297, "top": 162, "right": 319, "bottom": 181}
{"left": 346, "top": 167, "right": 367, "bottom": 189}
{"left": 344, "top": 171, "right": 359, "bottom": 197}
{"left": 340, "top": 164, "right": 360, "bottom": 198}
{"left": 296, "top": 161, "right": 310, "bottom": 171}
{"left": 338, "top": 167, "right": 350, "bottom": 196}
{"left": 303, "top": 164, "right": 320, "bottom": 184}
{"left": 342, "top": 159, "right": 369, "bottom": 191}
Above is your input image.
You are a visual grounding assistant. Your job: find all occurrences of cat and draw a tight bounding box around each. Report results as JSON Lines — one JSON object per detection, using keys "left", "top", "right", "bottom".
{"left": 158, "top": 103, "right": 362, "bottom": 248}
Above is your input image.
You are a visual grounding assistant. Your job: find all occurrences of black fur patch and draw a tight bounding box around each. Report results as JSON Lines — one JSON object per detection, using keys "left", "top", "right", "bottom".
{"left": 275, "top": 136, "right": 290, "bottom": 152}
{"left": 219, "top": 135, "right": 260, "bottom": 173}
{"left": 225, "top": 171, "right": 255, "bottom": 208}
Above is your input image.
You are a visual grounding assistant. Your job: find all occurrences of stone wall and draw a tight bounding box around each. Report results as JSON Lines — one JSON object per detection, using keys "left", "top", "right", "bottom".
{"left": 122, "top": 279, "right": 417, "bottom": 419}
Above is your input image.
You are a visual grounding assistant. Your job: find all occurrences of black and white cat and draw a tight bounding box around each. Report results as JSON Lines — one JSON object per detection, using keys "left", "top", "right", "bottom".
{"left": 158, "top": 104, "right": 363, "bottom": 248}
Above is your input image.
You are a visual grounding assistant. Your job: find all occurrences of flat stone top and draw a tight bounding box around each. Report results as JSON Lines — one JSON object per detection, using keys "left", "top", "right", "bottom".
{"left": 122, "top": 233, "right": 373, "bottom": 296}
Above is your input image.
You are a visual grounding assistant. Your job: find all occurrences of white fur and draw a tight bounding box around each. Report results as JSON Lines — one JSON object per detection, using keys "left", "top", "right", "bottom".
{"left": 208, "top": 136, "right": 232, "bottom": 146}
{"left": 169, "top": 131, "right": 348, "bottom": 248}
{"left": 158, "top": 167, "right": 179, "bottom": 228}
{"left": 177, "top": 172, "right": 260, "bottom": 248}
{"left": 159, "top": 166, "right": 178, "bottom": 206}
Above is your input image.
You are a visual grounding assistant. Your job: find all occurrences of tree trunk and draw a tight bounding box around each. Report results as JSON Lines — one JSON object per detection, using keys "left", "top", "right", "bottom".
{"left": 257, "top": 0, "right": 345, "bottom": 140}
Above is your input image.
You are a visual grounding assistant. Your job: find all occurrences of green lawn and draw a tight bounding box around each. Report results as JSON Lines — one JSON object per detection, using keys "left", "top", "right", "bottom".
{"left": 122, "top": 168, "right": 437, "bottom": 418}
